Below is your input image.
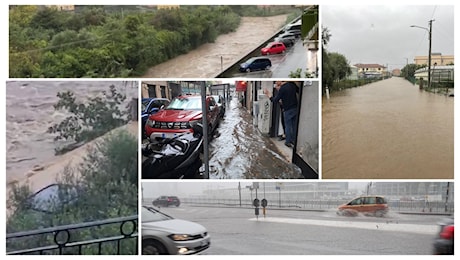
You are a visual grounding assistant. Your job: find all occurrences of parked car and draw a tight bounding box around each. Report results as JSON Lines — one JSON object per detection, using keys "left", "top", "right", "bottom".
{"left": 142, "top": 206, "right": 211, "bottom": 255}
{"left": 433, "top": 216, "right": 454, "bottom": 255}
{"left": 211, "top": 95, "right": 225, "bottom": 118}
{"left": 274, "top": 32, "right": 297, "bottom": 44}
{"left": 260, "top": 42, "right": 286, "bottom": 55}
{"left": 141, "top": 98, "right": 170, "bottom": 138}
{"left": 275, "top": 37, "right": 295, "bottom": 47}
{"left": 337, "top": 195, "right": 389, "bottom": 217}
{"left": 152, "top": 196, "right": 181, "bottom": 207}
{"left": 285, "top": 29, "right": 301, "bottom": 38}
{"left": 239, "top": 57, "right": 272, "bottom": 73}
{"left": 282, "top": 21, "right": 301, "bottom": 32}
{"left": 145, "top": 95, "right": 220, "bottom": 140}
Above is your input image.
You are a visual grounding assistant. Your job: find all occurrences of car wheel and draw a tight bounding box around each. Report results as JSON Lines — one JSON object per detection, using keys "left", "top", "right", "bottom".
{"left": 142, "top": 239, "right": 168, "bottom": 255}
{"left": 265, "top": 65, "right": 271, "bottom": 70}
{"left": 246, "top": 68, "right": 251, "bottom": 73}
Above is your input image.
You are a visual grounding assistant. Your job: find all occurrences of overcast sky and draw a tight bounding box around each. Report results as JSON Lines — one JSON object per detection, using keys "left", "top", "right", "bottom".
{"left": 141, "top": 181, "right": 369, "bottom": 199}
{"left": 322, "top": 5, "right": 454, "bottom": 70}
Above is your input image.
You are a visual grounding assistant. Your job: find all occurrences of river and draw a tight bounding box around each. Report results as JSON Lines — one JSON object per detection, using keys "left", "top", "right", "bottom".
{"left": 5, "top": 81, "right": 138, "bottom": 184}
{"left": 322, "top": 77, "right": 454, "bottom": 179}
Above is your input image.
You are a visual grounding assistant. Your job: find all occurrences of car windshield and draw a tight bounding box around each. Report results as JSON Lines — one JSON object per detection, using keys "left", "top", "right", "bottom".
{"left": 142, "top": 206, "right": 173, "bottom": 223}
{"left": 166, "top": 97, "right": 201, "bottom": 110}
{"left": 141, "top": 99, "right": 150, "bottom": 112}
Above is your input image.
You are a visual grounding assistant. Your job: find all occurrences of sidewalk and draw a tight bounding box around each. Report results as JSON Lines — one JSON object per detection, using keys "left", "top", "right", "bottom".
{"left": 267, "top": 135, "right": 293, "bottom": 163}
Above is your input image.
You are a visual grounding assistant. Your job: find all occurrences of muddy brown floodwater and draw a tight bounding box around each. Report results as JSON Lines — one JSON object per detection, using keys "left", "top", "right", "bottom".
{"left": 322, "top": 77, "right": 454, "bottom": 179}
{"left": 141, "top": 15, "right": 288, "bottom": 78}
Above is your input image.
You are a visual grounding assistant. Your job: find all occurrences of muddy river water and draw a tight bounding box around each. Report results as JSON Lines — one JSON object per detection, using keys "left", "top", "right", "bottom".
{"left": 141, "top": 15, "right": 288, "bottom": 78}
{"left": 322, "top": 77, "right": 454, "bottom": 179}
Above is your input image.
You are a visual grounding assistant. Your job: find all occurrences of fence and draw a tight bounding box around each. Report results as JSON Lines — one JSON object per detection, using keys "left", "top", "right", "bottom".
{"left": 181, "top": 198, "right": 454, "bottom": 214}
{"left": 6, "top": 215, "right": 138, "bottom": 255}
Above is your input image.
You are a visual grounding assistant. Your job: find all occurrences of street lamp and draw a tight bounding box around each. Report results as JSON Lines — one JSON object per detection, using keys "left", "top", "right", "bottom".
{"left": 411, "top": 20, "right": 434, "bottom": 89}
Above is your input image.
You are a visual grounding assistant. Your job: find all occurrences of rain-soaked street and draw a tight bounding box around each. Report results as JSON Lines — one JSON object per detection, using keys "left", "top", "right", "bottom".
{"left": 208, "top": 97, "right": 303, "bottom": 179}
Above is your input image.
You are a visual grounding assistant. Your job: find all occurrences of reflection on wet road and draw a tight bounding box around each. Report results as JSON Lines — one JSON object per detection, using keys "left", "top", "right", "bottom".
{"left": 209, "top": 98, "right": 303, "bottom": 179}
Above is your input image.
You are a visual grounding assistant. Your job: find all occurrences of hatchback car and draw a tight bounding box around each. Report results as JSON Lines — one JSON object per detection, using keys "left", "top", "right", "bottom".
{"left": 141, "top": 98, "right": 170, "bottom": 137}
{"left": 261, "top": 42, "right": 286, "bottom": 55}
{"left": 145, "top": 95, "right": 220, "bottom": 140}
{"left": 337, "top": 195, "right": 389, "bottom": 217}
{"left": 152, "top": 196, "right": 181, "bottom": 207}
{"left": 142, "top": 206, "right": 211, "bottom": 255}
{"left": 274, "top": 32, "right": 297, "bottom": 44}
{"left": 433, "top": 216, "right": 454, "bottom": 255}
{"left": 239, "top": 57, "right": 272, "bottom": 73}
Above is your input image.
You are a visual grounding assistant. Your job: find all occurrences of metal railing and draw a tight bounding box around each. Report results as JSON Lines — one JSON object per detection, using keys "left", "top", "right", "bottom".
{"left": 181, "top": 198, "right": 454, "bottom": 214}
{"left": 6, "top": 215, "right": 138, "bottom": 255}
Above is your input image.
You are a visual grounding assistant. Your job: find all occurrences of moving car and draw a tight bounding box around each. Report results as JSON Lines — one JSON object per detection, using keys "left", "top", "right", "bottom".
{"left": 433, "top": 216, "right": 454, "bottom": 255}
{"left": 152, "top": 196, "right": 181, "bottom": 207}
{"left": 239, "top": 57, "right": 272, "bottom": 73}
{"left": 142, "top": 206, "right": 211, "bottom": 255}
{"left": 145, "top": 95, "right": 220, "bottom": 140}
{"left": 260, "top": 42, "right": 286, "bottom": 55}
{"left": 141, "top": 98, "right": 170, "bottom": 137}
{"left": 337, "top": 195, "right": 389, "bottom": 217}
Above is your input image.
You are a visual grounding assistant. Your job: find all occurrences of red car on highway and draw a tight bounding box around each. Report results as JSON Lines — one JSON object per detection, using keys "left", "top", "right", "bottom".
{"left": 145, "top": 95, "right": 220, "bottom": 140}
{"left": 261, "top": 42, "right": 286, "bottom": 55}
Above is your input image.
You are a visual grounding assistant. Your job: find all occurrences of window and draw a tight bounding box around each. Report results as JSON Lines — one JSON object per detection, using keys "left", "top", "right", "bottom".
{"left": 364, "top": 197, "right": 376, "bottom": 204}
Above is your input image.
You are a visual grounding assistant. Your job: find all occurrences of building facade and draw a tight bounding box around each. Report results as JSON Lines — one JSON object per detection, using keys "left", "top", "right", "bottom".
{"left": 414, "top": 53, "right": 454, "bottom": 66}
{"left": 354, "top": 63, "right": 387, "bottom": 78}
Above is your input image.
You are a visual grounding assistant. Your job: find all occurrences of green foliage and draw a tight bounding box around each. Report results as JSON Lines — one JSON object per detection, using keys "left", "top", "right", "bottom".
{"left": 289, "top": 68, "right": 315, "bottom": 78}
{"left": 6, "top": 130, "right": 138, "bottom": 255}
{"left": 47, "top": 85, "right": 128, "bottom": 153}
{"left": 9, "top": 5, "right": 245, "bottom": 78}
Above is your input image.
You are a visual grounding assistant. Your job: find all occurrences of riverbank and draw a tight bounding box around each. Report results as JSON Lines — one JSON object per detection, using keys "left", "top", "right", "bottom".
{"left": 141, "top": 15, "right": 288, "bottom": 78}
{"left": 6, "top": 122, "right": 138, "bottom": 217}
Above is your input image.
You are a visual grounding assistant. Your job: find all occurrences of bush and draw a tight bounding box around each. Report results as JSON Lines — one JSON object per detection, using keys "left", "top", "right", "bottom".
{"left": 6, "top": 129, "right": 138, "bottom": 255}
{"left": 47, "top": 85, "right": 129, "bottom": 154}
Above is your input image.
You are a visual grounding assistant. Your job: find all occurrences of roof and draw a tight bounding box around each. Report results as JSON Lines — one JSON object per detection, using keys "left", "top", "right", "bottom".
{"left": 354, "top": 63, "right": 386, "bottom": 69}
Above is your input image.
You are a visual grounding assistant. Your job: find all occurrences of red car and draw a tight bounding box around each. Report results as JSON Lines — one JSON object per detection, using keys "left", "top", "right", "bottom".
{"left": 261, "top": 42, "right": 286, "bottom": 55}
{"left": 145, "top": 95, "right": 220, "bottom": 139}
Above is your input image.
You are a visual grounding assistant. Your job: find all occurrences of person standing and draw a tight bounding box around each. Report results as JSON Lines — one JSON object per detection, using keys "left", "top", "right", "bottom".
{"left": 264, "top": 81, "right": 298, "bottom": 148}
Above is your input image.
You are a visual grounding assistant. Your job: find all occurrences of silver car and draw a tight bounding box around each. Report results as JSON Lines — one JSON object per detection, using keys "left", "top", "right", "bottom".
{"left": 142, "top": 206, "right": 211, "bottom": 255}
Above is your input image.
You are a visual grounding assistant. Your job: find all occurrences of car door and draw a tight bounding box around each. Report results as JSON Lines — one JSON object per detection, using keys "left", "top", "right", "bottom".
{"left": 363, "top": 196, "right": 377, "bottom": 213}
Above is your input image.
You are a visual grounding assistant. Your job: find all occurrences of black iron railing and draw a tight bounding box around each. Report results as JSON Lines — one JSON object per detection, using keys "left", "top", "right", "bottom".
{"left": 6, "top": 215, "right": 138, "bottom": 255}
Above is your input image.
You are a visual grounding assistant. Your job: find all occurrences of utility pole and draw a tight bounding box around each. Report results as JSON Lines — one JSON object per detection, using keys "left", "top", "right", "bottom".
{"left": 428, "top": 19, "right": 434, "bottom": 89}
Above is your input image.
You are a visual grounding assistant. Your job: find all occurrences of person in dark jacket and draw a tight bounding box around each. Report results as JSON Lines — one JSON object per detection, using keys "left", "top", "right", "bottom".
{"left": 264, "top": 81, "right": 298, "bottom": 148}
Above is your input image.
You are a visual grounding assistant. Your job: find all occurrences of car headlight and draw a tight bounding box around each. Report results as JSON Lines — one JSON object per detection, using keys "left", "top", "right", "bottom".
{"left": 146, "top": 119, "right": 155, "bottom": 127}
{"left": 168, "top": 234, "right": 193, "bottom": 241}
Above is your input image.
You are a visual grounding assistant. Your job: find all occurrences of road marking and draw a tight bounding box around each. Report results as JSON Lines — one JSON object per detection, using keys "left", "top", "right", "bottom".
{"left": 249, "top": 217, "right": 438, "bottom": 235}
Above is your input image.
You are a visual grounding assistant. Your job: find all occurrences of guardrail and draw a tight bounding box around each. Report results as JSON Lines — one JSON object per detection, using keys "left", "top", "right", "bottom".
{"left": 180, "top": 198, "right": 454, "bottom": 214}
{"left": 6, "top": 215, "right": 138, "bottom": 255}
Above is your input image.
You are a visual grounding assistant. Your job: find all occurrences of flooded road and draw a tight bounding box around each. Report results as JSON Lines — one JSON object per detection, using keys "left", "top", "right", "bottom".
{"left": 322, "top": 77, "right": 454, "bottom": 179}
{"left": 5, "top": 81, "right": 138, "bottom": 184}
{"left": 141, "top": 15, "right": 288, "bottom": 78}
{"left": 209, "top": 97, "right": 302, "bottom": 179}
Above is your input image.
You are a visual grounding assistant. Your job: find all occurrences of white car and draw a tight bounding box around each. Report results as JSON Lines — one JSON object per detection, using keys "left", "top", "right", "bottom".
{"left": 142, "top": 206, "right": 211, "bottom": 255}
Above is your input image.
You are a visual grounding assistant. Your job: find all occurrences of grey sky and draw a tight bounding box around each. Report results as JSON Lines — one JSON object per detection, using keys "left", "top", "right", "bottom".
{"left": 322, "top": 5, "right": 454, "bottom": 70}
{"left": 141, "top": 181, "right": 369, "bottom": 199}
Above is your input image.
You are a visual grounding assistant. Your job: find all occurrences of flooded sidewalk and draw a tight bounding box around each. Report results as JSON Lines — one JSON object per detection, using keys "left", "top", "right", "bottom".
{"left": 208, "top": 97, "right": 302, "bottom": 179}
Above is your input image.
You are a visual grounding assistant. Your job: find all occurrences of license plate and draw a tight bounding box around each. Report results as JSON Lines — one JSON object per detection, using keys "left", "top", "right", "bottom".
{"left": 151, "top": 132, "right": 179, "bottom": 139}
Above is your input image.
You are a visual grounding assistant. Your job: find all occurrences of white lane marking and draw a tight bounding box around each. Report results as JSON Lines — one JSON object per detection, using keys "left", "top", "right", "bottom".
{"left": 249, "top": 217, "right": 438, "bottom": 235}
